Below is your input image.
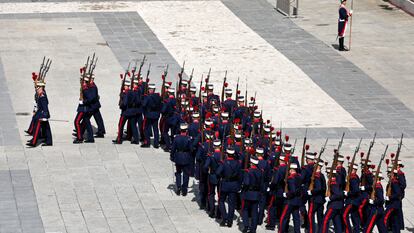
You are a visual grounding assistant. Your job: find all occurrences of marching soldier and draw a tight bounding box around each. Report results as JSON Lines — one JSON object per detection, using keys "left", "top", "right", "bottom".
{"left": 241, "top": 156, "right": 264, "bottom": 233}
{"left": 256, "top": 147, "right": 271, "bottom": 226}
{"left": 195, "top": 129, "right": 212, "bottom": 210}
{"left": 384, "top": 168, "right": 403, "bottom": 233}
{"left": 307, "top": 159, "right": 326, "bottom": 233}
{"left": 88, "top": 75, "right": 106, "bottom": 138}
{"left": 279, "top": 163, "right": 302, "bottom": 233}
{"left": 73, "top": 75, "right": 95, "bottom": 144}
{"left": 170, "top": 123, "right": 193, "bottom": 196}
{"left": 27, "top": 81, "right": 52, "bottom": 147}
{"left": 360, "top": 159, "right": 374, "bottom": 225}
{"left": 300, "top": 151, "right": 317, "bottom": 229}
{"left": 161, "top": 88, "right": 179, "bottom": 151}
{"left": 141, "top": 83, "right": 162, "bottom": 148}
{"left": 338, "top": 0, "right": 353, "bottom": 51}
{"left": 321, "top": 168, "right": 344, "bottom": 233}
{"left": 364, "top": 171, "right": 386, "bottom": 233}
{"left": 216, "top": 147, "right": 242, "bottom": 227}
{"left": 343, "top": 164, "right": 362, "bottom": 233}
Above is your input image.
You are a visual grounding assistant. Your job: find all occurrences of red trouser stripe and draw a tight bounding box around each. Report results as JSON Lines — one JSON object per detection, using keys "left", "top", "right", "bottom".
{"left": 322, "top": 208, "right": 333, "bottom": 233}
{"left": 32, "top": 120, "right": 41, "bottom": 145}
{"left": 359, "top": 198, "right": 367, "bottom": 220}
{"left": 278, "top": 205, "right": 289, "bottom": 233}
{"left": 75, "top": 112, "right": 84, "bottom": 139}
{"left": 384, "top": 208, "right": 394, "bottom": 226}
{"left": 266, "top": 196, "right": 275, "bottom": 224}
{"left": 308, "top": 202, "right": 314, "bottom": 233}
{"left": 366, "top": 214, "right": 376, "bottom": 233}
{"left": 343, "top": 204, "right": 353, "bottom": 233}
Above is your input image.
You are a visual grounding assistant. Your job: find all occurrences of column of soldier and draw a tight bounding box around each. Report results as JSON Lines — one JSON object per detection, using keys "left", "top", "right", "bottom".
{"left": 26, "top": 55, "right": 406, "bottom": 233}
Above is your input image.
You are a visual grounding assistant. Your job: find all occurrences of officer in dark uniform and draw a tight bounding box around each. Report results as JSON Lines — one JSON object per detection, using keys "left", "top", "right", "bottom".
{"left": 141, "top": 83, "right": 162, "bottom": 148}
{"left": 384, "top": 168, "right": 402, "bottom": 233}
{"left": 300, "top": 151, "right": 317, "bottom": 229}
{"left": 321, "top": 168, "right": 344, "bottom": 233}
{"left": 88, "top": 75, "right": 106, "bottom": 138}
{"left": 170, "top": 123, "right": 193, "bottom": 196}
{"left": 307, "top": 159, "right": 326, "bottom": 233}
{"left": 216, "top": 147, "right": 241, "bottom": 227}
{"left": 256, "top": 147, "right": 271, "bottom": 226}
{"left": 241, "top": 156, "right": 264, "bottom": 233}
{"left": 338, "top": 0, "right": 352, "bottom": 51}
{"left": 364, "top": 171, "right": 386, "bottom": 233}
{"left": 279, "top": 163, "right": 302, "bottom": 233}
{"left": 336, "top": 155, "right": 347, "bottom": 191}
{"left": 203, "top": 139, "right": 222, "bottom": 218}
{"left": 27, "top": 81, "right": 52, "bottom": 147}
{"left": 343, "top": 164, "right": 362, "bottom": 233}
{"left": 396, "top": 159, "right": 406, "bottom": 231}
{"left": 222, "top": 88, "right": 237, "bottom": 114}
{"left": 113, "top": 78, "right": 131, "bottom": 144}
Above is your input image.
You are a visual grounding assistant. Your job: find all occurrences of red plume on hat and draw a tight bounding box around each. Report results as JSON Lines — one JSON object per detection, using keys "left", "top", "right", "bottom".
{"left": 385, "top": 159, "right": 390, "bottom": 165}
{"left": 167, "top": 82, "right": 172, "bottom": 86}
{"left": 201, "top": 87, "right": 205, "bottom": 91}
{"left": 32, "top": 72, "right": 37, "bottom": 81}
{"left": 234, "top": 118, "right": 240, "bottom": 124}
{"left": 249, "top": 148, "right": 255, "bottom": 155}
{"left": 120, "top": 74, "right": 124, "bottom": 79}
{"left": 127, "top": 71, "right": 131, "bottom": 77}
{"left": 254, "top": 106, "right": 258, "bottom": 110}
{"left": 276, "top": 146, "right": 281, "bottom": 152}
{"left": 210, "top": 123, "right": 215, "bottom": 128}
{"left": 215, "top": 131, "right": 219, "bottom": 138}
{"left": 237, "top": 90, "right": 241, "bottom": 94}
{"left": 193, "top": 106, "right": 199, "bottom": 111}
{"left": 79, "top": 68, "right": 83, "bottom": 74}
{"left": 205, "top": 78, "right": 208, "bottom": 82}
{"left": 285, "top": 135, "right": 290, "bottom": 142}
{"left": 305, "top": 144, "right": 310, "bottom": 151}
{"left": 82, "top": 67, "right": 86, "bottom": 73}
{"left": 276, "top": 130, "right": 281, "bottom": 137}
{"left": 284, "top": 156, "right": 289, "bottom": 163}
{"left": 161, "top": 74, "right": 165, "bottom": 80}
{"left": 325, "top": 162, "right": 329, "bottom": 166}
{"left": 390, "top": 153, "right": 395, "bottom": 158}
{"left": 371, "top": 165, "right": 376, "bottom": 169}
{"left": 224, "top": 82, "right": 228, "bottom": 87}
{"left": 250, "top": 97, "right": 254, "bottom": 101}
{"left": 266, "top": 120, "right": 270, "bottom": 124}
{"left": 360, "top": 152, "right": 365, "bottom": 158}
{"left": 238, "top": 125, "right": 242, "bottom": 130}
{"left": 244, "top": 132, "right": 250, "bottom": 138}
{"left": 346, "top": 156, "right": 350, "bottom": 161}
{"left": 227, "top": 138, "right": 233, "bottom": 145}
{"left": 205, "top": 112, "right": 212, "bottom": 119}
{"left": 270, "top": 127, "right": 275, "bottom": 132}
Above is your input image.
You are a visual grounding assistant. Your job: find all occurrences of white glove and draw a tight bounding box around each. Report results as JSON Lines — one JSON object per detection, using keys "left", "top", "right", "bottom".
{"left": 369, "top": 199, "right": 374, "bottom": 204}
{"left": 40, "top": 118, "right": 48, "bottom": 122}
{"left": 283, "top": 193, "right": 287, "bottom": 198}
{"left": 344, "top": 191, "right": 348, "bottom": 196}
{"left": 79, "top": 100, "right": 83, "bottom": 104}
{"left": 325, "top": 197, "right": 330, "bottom": 202}
{"left": 360, "top": 186, "right": 365, "bottom": 191}
{"left": 267, "top": 187, "right": 270, "bottom": 192}
{"left": 385, "top": 196, "right": 389, "bottom": 201}
{"left": 307, "top": 190, "right": 312, "bottom": 196}
{"left": 350, "top": 10, "right": 353, "bottom": 14}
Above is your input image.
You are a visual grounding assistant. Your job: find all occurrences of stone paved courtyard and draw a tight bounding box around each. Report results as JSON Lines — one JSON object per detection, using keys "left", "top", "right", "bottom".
{"left": 0, "top": 0, "right": 413, "bottom": 232}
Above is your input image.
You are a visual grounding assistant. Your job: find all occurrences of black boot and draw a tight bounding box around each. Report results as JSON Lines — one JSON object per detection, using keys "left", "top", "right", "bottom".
{"left": 339, "top": 37, "right": 345, "bottom": 51}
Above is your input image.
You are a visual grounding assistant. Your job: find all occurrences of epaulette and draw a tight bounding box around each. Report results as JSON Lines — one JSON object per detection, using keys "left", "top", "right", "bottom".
{"left": 398, "top": 170, "right": 404, "bottom": 176}
{"left": 350, "top": 173, "right": 358, "bottom": 179}
{"left": 330, "top": 180, "right": 337, "bottom": 185}
{"left": 315, "top": 172, "right": 321, "bottom": 178}
{"left": 288, "top": 174, "right": 295, "bottom": 179}
{"left": 391, "top": 177, "right": 398, "bottom": 183}
{"left": 376, "top": 183, "right": 382, "bottom": 189}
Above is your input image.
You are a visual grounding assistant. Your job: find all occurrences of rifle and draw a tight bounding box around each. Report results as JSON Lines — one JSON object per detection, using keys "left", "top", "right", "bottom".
{"left": 221, "top": 71, "right": 227, "bottom": 102}
{"left": 309, "top": 138, "right": 329, "bottom": 191}
{"left": 326, "top": 132, "right": 345, "bottom": 197}
{"left": 144, "top": 63, "right": 151, "bottom": 95}
{"left": 199, "top": 76, "right": 203, "bottom": 103}
{"left": 80, "top": 56, "right": 90, "bottom": 101}
{"left": 244, "top": 77, "right": 248, "bottom": 106}
{"left": 86, "top": 53, "right": 96, "bottom": 77}
{"left": 345, "top": 138, "right": 363, "bottom": 192}
{"left": 220, "top": 124, "right": 227, "bottom": 161}
{"left": 370, "top": 145, "right": 388, "bottom": 200}
{"left": 361, "top": 132, "right": 376, "bottom": 185}
{"left": 39, "top": 58, "right": 52, "bottom": 81}
{"left": 386, "top": 134, "right": 403, "bottom": 197}
{"left": 300, "top": 128, "right": 308, "bottom": 167}
{"left": 132, "top": 55, "right": 146, "bottom": 89}
{"left": 129, "top": 59, "right": 139, "bottom": 89}
{"left": 235, "top": 77, "right": 240, "bottom": 101}
{"left": 37, "top": 56, "right": 46, "bottom": 83}
{"left": 186, "top": 68, "right": 194, "bottom": 98}
{"left": 179, "top": 61, "right": 185, "bottom": 79}
{"left": 284, "top": 156, "right": 293, "bottom": 193}
{"left": 205, "top": 68, "right": 211, "bottom": 92}
{"left": 291, "top": 138, "right": 298, "bottom": 154}
{"left": 161, "top": 64, "right": 169, "bottom": 99}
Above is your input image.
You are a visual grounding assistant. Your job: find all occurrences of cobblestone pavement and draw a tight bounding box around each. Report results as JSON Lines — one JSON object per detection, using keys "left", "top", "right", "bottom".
{"left": 0, "top": 0, "right": 412, "bottom": 233}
